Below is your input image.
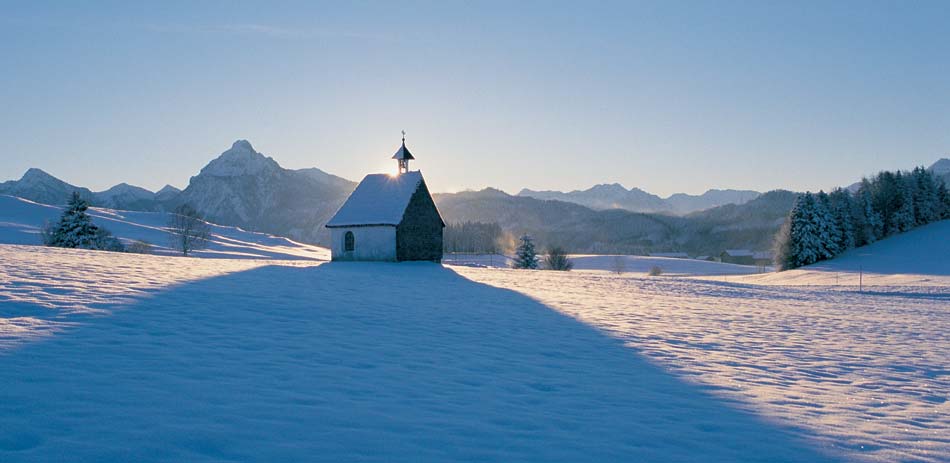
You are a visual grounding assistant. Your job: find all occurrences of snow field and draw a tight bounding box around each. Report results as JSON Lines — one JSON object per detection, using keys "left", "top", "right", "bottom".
{"left": 453, "top": 266, "right": 950, "bottom": 463}
{"left": 0, "top": 245, "right": 833, "bottom": 462}
{"left": 443, "top": 253, "right": 767, "bottom": 276}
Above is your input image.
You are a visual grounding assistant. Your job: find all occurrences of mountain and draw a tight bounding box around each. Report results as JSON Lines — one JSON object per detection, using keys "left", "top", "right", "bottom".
{"left": 928, "top": 158, "right": 950, "bottom": 175}
{"left": 0, "top": 169, "right": 164, "bottom": 211}
{"left": 155, "top": 184, "right": 182, "bottom": 201}
{"left": 93, "top": 183, "right": 158, "bottom": 210}
{"left": 677, "top": 190, "right": 799, "bottom": 255}
{"left": 517, "top": 184, "right": 760, "bottom": 214}
{"left": 436, "top": 188, "right": 794, "bottom": 255}
{"left": 928, "top": 158, "right": 950, "bottom": 185}
{"left": 0, "top": 168, "right": 95, "bottom": 206}
{"left": 435, "top": 188, "right": 683, "bottom": 254}
{"left": 665, "top": 189, "right": 762, "bottom": 214}
{"left": 4, "top": 146, "right": 939, "bottom": 254}
{"left": 175, "top": 140, "right": 356, "bottom": 245}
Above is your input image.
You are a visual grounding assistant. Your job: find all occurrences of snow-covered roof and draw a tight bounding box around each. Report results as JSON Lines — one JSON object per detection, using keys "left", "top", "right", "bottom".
{"left": 650, "top": 252, "right": 689, "bottom": 259}
{"left": 325, "top": 172, "right": 423, "bottom": 227}
{"left": 723, "top": 249, "right": 754, "bottom": 257}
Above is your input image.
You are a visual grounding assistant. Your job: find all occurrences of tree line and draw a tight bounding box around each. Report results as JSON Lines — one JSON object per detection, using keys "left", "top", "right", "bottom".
{"left": 443, "top": 221, "right": 506, "bottom": 253}
{"left": 775, "top": 167, "right": 950, "bottom": 270}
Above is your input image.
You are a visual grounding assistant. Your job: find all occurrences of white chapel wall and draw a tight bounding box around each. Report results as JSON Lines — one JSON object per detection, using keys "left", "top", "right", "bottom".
{"left": 330, "top": 226, "right": 397, "bottom": 261}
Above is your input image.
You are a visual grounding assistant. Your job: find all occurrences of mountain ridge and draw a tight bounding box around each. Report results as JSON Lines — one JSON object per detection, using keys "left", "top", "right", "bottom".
{"left": 518, "top": 184, "right": 761, "bottom": 214}
{"left": 1, "top": 145, "right": 945, "bottom": 251}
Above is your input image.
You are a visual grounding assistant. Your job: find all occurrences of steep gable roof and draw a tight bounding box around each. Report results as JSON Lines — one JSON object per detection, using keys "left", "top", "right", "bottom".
{"left": 326, "top": 172, "right": 424, "bottom": 227}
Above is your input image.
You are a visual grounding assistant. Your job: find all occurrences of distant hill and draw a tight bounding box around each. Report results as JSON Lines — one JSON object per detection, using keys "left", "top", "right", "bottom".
{"left": 678, "top": 190, "right": 799, "bottom": 255}
{"left": 518, "top": 184, "right": 760, "bottom": 214}
{"left": 434, "top": 188, "right": 798, "bottom": 255}
{"left": 435, "top": 189, "right": 683, "bottom": 254}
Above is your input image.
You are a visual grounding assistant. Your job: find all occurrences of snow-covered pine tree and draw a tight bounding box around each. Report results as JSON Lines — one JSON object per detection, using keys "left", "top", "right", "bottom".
{"left": 938, "top": 180, "right": 950, "bottom": 219}
{"left": 865, "top": 195, "right": 885, "bottom": 242}
{"left": 776, "top": 192, "right": 821, "bottom": 269}
{"left": 512, "top": 234, "right": 539, "bottom": 269}
{"left": 911, "top": 167, "right": 939, "bottom": 225}
{"left": 892, "top": 173, "right": 917, "bottom": 233}
{"left": 828, "top": 188, "right": 855, "bottom": 253}
{"left": 814, "top": 191, "right": 839, "bottom": 259}
{"left": 851, "top": 181, "right": 871, "bottom": 247}
{"left": 44, "top": 191, "right": 124, "bottom": 252}
{"left": 45, "top": 192, "right": 100, "bottom": 249}
{"left": 873, "top": 171, "right": 901, "bottom": 236}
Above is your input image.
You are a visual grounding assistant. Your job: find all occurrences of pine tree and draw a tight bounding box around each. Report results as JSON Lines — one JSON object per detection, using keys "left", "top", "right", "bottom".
{"left": 814, "top": 191, "right": 839, "bottom": 259}
{"left": 892, "top": 173, "right": 917, "bottom": 233}
{"left": 912, "top": 167, "right": 939, "bottom": 225}
{"left": 938, "top": 180, "right": 950, "bottom": 219}
{"left": 873, "top": 171, "right": 901, "bottom": 236}
{"left": 828, "top": 188, "right": 855, "bottom": 252}
{"left": 44, "top": 191, "right": 124, "bottom": 252}
{"left": 776, "top": 193, "right": 822, "bottom": 269}
{"left": 45, "top": 192, "right": 100, "bottom": 248}
{"left": 512, "top": 234, "right": 539, "bottom": 269}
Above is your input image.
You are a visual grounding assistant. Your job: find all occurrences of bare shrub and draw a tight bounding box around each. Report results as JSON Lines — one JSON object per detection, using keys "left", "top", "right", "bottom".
{"left": 127, "top": 240, "right": 153, "bottom": 254}
{"left": 648, "top": 265, "right": 663, "bottom": 276}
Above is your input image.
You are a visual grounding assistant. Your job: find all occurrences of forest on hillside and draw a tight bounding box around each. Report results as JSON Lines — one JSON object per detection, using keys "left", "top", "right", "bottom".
{"left": 775, "top": 167, "right": 950, "bottom": 270}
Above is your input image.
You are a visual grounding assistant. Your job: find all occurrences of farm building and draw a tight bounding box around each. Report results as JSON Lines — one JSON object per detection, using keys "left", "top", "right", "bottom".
{"left": 325, "top": 137, "right": 445, "bottom": 262}
{"left": 720, "top": 249, "right": 755, "bottom": 265}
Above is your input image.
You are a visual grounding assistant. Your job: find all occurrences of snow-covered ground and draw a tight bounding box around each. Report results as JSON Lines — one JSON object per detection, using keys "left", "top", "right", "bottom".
{"left": 1, "top": 220, "right": 947, "bottom": 462}
{"left": 0, "top": 195, "right": 329, "bottom": 260}
{"left": 456, "top": 267, "right": 950, "bottom": 463}
{"left": 444, "top": 252, "right": 767, "bottom": 276}
{"left": 712, "top": 220, "right": 950, "bottom": 287}
{"left": 1, "top": 245, "right": 837, "bottom": 462}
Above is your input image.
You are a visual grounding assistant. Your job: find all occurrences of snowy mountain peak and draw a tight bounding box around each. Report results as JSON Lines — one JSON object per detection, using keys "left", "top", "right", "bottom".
{"left": 199, "top": 140, "right": 281, "bottom": 177}
{"left": 589, "top": 183, "right": 629, "bottom": 194}
{"left": 20, "top": 168, "right": 60, "bottom": 184}
{"left": 156, "top": 184, "right": 181, "bottom": 195}
{"left": 97, "top": 182, "right": 154, "bottom": 198}
{"left": 231, "top": 139, "right": 255, "bottom": 151}
{"left": 928, "top": 158, "right": 950, "bottom": 175}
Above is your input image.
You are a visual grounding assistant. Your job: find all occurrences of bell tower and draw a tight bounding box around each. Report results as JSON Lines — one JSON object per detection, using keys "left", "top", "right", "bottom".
{"left": 391, "top": 130, "right": 415, "bottom": 174}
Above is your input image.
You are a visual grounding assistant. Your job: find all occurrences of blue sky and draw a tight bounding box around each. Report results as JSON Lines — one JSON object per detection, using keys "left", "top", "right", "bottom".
{"left": 1, "top": 1, "right": 948, "bottom": 196}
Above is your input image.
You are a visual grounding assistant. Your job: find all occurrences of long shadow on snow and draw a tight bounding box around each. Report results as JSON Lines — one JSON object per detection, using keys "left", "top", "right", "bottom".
{"left": 0, "top": 263, "right": 841, "bottom": 462}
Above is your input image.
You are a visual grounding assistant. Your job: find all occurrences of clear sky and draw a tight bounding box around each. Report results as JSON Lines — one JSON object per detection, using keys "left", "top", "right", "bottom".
{"left": 1, "top": 1, "right": 948, "bottom": 196}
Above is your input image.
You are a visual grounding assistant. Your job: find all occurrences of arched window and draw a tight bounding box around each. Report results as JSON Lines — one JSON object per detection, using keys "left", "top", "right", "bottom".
{"left": 344, "top": 231, "right": 355, "bottom": 252}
